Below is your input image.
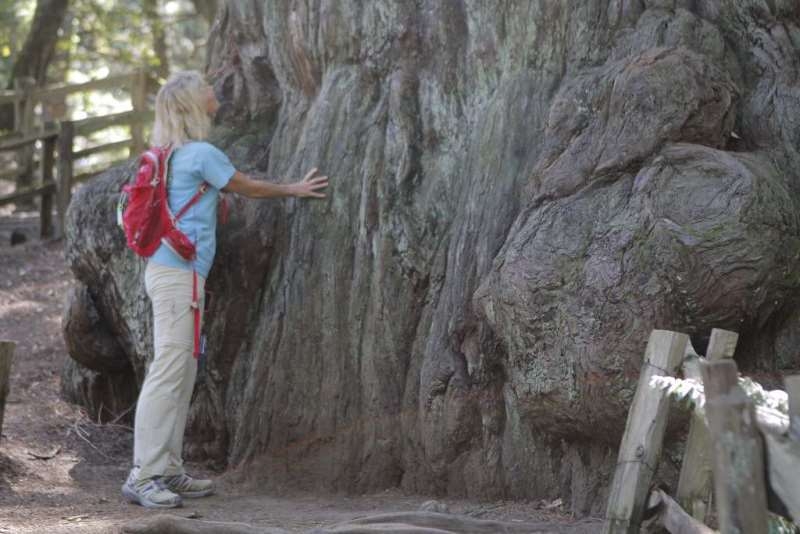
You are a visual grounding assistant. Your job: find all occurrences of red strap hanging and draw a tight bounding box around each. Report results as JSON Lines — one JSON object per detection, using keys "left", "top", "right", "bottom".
{"left": 175, "top": 183, "right": 206, "bottom": 360}
{"left": 192, "top": 269, "right": 201, "bottom": 359}
{"left": 219, "top": 194, "right": 229, "bottom": 225}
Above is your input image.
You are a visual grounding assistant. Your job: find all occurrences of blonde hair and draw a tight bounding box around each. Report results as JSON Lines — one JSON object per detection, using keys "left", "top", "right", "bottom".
{"left": 151, "top": 71, "right": 211, "bottom": 147}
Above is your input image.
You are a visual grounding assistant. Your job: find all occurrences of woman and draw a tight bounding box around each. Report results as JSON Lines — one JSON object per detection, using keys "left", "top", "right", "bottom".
{"left": 122, "top": 70, "right": 328, "bottom": 509}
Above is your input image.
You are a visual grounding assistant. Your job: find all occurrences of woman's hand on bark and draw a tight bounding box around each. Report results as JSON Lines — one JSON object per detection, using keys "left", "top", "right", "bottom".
{"left": 292, "top": 168, "right": 329, "bottom": 198}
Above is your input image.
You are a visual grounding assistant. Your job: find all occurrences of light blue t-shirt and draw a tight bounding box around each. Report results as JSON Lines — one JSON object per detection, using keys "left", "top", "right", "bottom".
{"left": 149, "top": 141, "right": 236, "bottom": 278}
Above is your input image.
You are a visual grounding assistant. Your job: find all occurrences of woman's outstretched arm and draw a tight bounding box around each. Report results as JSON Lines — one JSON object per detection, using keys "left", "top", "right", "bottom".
{"left": 222, "top": 167, "right": 328, "bottom": 199}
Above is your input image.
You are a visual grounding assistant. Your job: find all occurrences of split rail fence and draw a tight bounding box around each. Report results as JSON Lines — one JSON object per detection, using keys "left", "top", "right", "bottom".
{"left": 0, "top": 70, "right": 152, "bottom": 237}
{"left": 604, "top": 328, "right": 800, "bottom": 534}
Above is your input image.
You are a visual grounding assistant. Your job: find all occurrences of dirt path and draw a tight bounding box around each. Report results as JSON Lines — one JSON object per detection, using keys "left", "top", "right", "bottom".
{"left": 0, "top": 218, "right": 601, "bottom": 533}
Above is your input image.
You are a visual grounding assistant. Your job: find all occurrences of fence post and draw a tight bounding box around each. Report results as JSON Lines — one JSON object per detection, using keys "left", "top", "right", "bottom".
{"left": 701, "top": 359, "right": 768, "bottom": 534}
{"left": 677, "top": 328, "right": 739, "bottom": 521}
{"left": 604, "top": 330, "right": 689, "bottom": 534}
{"left": 14, "top": 77, "right": 36, "bottom": 208}
{"left": 760, "top": 374, "right": 800, "bottom": 523}
{"left": 130, "top": 68, "right": 147, "bottom": 155}
{"left": 0, "top": 341, "right": 15, "bottom": 442}
{"left": 57, "top": 120, "right": 74, "bottom": 237}
{"left": 40, "top": 134, "right": 56, "bottom": 238}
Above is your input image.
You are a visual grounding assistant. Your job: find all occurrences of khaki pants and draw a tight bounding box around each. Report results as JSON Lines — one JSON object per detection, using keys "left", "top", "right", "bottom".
{"left": 134, "top": 262, "right": 205, "bottom": 481}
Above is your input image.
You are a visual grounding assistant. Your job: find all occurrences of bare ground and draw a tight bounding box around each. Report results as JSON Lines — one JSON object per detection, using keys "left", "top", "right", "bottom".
{"left": 0, "top": 212, "right": 602, "bottom": 533}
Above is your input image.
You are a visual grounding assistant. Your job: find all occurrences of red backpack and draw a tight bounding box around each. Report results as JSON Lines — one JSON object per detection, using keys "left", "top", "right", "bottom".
{"left": 118, "top": 146, "right": 209, "bottom": 260}
{"left": 117, "top": 145, "right": 213, "bottom": 359}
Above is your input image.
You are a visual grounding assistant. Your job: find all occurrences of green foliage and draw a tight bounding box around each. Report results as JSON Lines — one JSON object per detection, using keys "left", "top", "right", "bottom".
{"left": 649, "top": 375, "right": 705, "bottom": 411}
{"left": 57, "top": 0, "right": 208, "bottom": 84}
{"left": 0, "top": 0, "right": 36, "bottom": 83}
{"left": 0, "top": 0, "right": 212, "bottom": 167}
{"left": 741, "top": 376, "right": 789, "bottom": 413}
{"left": 769, "top": 513, "right": 799, "bottom": 534}
{"left": 648, "top": 374, "right": 789, "bottom": 416}
{"left": 1, "top": 0, "right": 209, "bottom": 88}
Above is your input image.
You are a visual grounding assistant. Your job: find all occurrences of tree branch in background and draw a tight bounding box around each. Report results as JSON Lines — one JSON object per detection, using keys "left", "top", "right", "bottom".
{"left": 143, "top": 0, "right": 169, "bottom": 81}
{"left": 0, "top": 0, "right": 70, "bottom": 130}
{"left": 8, "top": 0, "right": 69, "bottom": 88}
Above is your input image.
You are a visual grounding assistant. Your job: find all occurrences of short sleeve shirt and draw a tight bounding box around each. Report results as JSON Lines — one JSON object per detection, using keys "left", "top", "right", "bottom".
{"left": 149, "top": 141, "right": 236, "bottom": 278}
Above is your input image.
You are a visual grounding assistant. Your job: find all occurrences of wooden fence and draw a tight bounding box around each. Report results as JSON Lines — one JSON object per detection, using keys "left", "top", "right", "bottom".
{"left": 0, "top": 70, "right": 152, "bottom": 237}
{"left": 604, "top": 328, "right": 799, "bottom": 534}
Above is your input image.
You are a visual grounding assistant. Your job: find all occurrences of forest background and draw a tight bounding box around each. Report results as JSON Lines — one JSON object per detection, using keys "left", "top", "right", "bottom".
{"left": 1, "top": 0, "right": 215, "bottom": 140}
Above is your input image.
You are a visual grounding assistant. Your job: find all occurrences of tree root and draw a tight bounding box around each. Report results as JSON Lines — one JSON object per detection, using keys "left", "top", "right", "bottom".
{"left": 120, "top": 514, "right": 288, "bottom": 534}
{"left": 311, "top": 511, "right": 564, "bottom": 533}
{"left": 121, "top": 511, "right": 578, "bottom": 534}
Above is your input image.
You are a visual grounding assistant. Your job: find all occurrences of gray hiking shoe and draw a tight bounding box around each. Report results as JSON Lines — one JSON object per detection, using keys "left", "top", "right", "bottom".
{"left": 163, "top": 472, "right": 215, "bottom": 498}
{"left": 121, "top": 469, "right": 182, "bottom": 508}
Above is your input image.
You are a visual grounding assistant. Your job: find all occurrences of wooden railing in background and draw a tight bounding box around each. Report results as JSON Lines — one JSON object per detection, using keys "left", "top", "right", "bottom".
{"left": 0, "top": 131, "right": 58, "bottom": 237}
{"left": 0, "top": 69, "right": 152, "bottom": 237}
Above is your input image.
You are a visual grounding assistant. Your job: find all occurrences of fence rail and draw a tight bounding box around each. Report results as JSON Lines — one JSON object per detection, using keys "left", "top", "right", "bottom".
{"left": 0, "top": 69, "right": 151, "bottom": 238}
{"left": 0, "top": 72, "right": 137, "bottom": 106}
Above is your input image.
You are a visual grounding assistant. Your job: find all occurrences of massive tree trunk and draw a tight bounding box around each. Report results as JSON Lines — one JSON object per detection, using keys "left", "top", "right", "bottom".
{"left": 0, "top": 0, "right": 70, "bottom": 131}
{"left": 63, "top": 0, "right": 800, "bottom": 515}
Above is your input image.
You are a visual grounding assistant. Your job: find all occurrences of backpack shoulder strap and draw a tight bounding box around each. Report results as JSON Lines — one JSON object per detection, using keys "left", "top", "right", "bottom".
{"left": 158, "top": 144, "right": 210, "bottom": 222}
{"left": 174, "top": 182, "right": 210, "bottom": 220}
{"left": 142, "top": 148, "right": 160, "bottom": 167}
{"left": 141, "top": 148, "right": 161, "bottom": 182}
